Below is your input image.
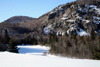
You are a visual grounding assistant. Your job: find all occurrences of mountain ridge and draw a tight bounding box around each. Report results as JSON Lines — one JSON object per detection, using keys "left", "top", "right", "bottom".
{"left": 3, "top": 16, "right": 36, "bottom": 24}
{"left": 0, "top": 1, "right": 100, "bottom": 37}
{"left": 0, "top": 1, "right": 100, "bottom": 59}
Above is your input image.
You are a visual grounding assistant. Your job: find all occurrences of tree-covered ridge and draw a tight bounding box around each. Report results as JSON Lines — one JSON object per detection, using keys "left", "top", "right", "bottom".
{"left": 77, "top": 0, "right": 100, "bottom": 5}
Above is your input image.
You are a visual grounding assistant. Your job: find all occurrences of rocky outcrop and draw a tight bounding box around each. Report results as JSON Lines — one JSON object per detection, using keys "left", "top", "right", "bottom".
{"left": 1, "top": 1, "right": 100, "bottom": 38}
{"left": 43, "top": 2, "right": 100, "bottom": 36}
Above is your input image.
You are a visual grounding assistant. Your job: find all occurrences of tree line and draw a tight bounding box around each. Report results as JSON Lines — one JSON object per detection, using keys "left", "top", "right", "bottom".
{"left": 0, "top": 29, "right": 38, "bottom": 53}
{"left": 0, "top": 29, "right": 100, "bottom": 60}
{"left": 48, "top": 29, "right": 100, "bottom": 60}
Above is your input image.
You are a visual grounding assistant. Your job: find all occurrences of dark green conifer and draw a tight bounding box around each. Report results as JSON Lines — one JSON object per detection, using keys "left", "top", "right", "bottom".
{"left": 8, "top": 38, "right": 18, "bottom": 53}
{"left": 90, "top": 28, "right": 95, "bottom": 40}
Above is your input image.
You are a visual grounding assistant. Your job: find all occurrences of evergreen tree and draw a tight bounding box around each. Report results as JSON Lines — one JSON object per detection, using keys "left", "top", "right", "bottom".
{"left": 48, "top": 32, "right": 58, "bottom": 44}
{"left": 33, "top": 36, "right": 38, "bottom": 45}
{"left": 39, "top": 37, "right": 43, "bottom": 45}
{"left": 8, "top": 38, "right": 18, "bottom": 53}
{"left": 2, "top": 29, "right": 10, "bottom": 44}
{"left": 98, "top": 36, "right": 100, "bottom": 47}
{"left": 92, "top": 48, "right": 100, "bottom": 60}
{"left": 90, "top": 28, "right": 95, "bottom": 40}
{"left": 0, "top": 43, "right": 2, "bottom": 51}
{"left": 66, "top": 40, "right": 72, "bottom": 47}
{"left": 1, "top": 29, "right": 10, "bottom": 51}
{"left": 91, "top": 36, "right": 100, "bottom": 60}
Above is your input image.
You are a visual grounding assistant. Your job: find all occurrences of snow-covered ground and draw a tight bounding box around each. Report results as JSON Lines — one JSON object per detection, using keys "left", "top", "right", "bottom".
{"left": 0, "top": 45, "right": 100, "bottom": 67}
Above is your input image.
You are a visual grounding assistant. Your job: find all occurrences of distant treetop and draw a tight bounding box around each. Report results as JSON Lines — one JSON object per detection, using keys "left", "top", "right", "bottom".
{"left": 77, "top": 0, "right": 100, "bottom": 5}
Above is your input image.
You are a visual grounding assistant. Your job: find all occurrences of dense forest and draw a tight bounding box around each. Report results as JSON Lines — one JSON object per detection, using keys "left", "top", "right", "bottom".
{"left": 0, "top": 28, "right": 100, "bottom": 60}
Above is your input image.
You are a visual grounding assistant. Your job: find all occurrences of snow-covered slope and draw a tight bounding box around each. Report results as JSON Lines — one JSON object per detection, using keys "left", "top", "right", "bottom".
{"left": 43, "top": 2, "right": 100, "bottom": 36}
{"left": 0, "top": 45, "right": 100, "bottom": 67}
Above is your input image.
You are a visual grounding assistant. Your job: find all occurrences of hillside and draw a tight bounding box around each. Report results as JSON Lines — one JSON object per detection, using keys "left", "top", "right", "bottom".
{"left": 0, "top": 16, "right": 42, "bottom": 37}
{"left": 41, "top": 2, "right": 100, "bottom": 36}
{"left": 4, "top": 16, "right": 36, "bottom": 24}
{"left": 77, "top": 0, "right": 100, "bottom": 5}
{"left": 1, "top": 1, "right": 100, "bottom": 37}
{"left": 0, "top": 1, "right": 100, "bottom": 59}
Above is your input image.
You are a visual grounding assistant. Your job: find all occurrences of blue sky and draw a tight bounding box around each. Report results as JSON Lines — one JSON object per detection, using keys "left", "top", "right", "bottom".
{"left": 0, "top": 0, "right": 76, "bottom": 22}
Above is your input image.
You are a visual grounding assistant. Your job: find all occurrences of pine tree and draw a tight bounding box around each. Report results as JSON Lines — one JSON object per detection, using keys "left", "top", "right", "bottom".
{"left": 90, "top": 28, "right": 95, "bottom": 40}
{"left": 0, "top": 43, "right": 2, "bottom": 51}
{"left": 91, "top": 36, "right": 100, "bottom": 60}
{"left": 66, "top": 40, "right": 72, "bottom": 47}
{"left": 2, "top": 29, "right": 10, "bottom": 44}
{"left": 39, "top": 37, "right": 43, "bottom": 45}
{"left": 8, "top": 38, "right": 18, "bottom": 53}
{"left": 1, "top": 29, "right": 10, "bottom": 51}
{"left": 33, "top": 36, "right": 38, "bottom": 45}
{"left": 49, "top": 32, "right": 58, "bottom": 43}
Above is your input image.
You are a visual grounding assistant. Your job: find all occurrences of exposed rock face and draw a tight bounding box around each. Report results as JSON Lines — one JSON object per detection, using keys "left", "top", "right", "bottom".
{"left": 43, "top": 2, "right": 100, "bottom": 36}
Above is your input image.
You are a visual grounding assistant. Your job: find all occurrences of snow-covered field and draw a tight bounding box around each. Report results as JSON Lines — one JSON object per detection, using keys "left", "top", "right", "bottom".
{"left": 0, "top": 45, "right": 100, "bottom": 67}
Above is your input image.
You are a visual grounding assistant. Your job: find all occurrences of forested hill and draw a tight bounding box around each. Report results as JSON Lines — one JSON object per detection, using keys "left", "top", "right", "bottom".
{"left": 0, "top": 1, "right": 100, "bottom": 59}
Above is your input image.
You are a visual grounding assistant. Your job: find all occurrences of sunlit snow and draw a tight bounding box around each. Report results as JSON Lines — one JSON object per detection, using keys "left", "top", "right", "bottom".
{"left": 0, "top": 45, "right": 100, "bottom": 67}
